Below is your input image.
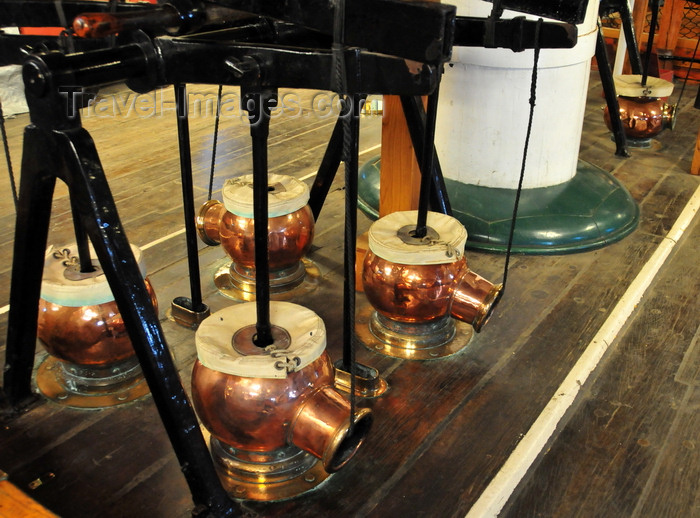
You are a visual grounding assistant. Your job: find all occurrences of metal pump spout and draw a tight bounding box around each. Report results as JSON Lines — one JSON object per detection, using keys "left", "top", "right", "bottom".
{"left": 196, "top": 199, "right": 227, "bottom": 246}
{"left": 450, "top": 269, "right": 503, "bottom": 332}
{"left": 290, "top": 386, "right": 373, "bottom": 473}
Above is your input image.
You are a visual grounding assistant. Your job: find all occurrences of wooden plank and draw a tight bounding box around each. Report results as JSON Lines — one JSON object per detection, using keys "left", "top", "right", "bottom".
{"left": 676, "top": 320, "right": 700, "bottom": 385}
{"left": 0, "top": 478, "right": 58, "bottom": 518}
{"left": 502, "top": 206, "right": 700, "bottom": 518}
{"left": 692, "top": 127, "right": 700, "bottom": 175}
{"left": 635, "top": 385, "right": 700, "bottom": 517}
{"left": 360, "top": 229, "right": 663, "bottom": 517}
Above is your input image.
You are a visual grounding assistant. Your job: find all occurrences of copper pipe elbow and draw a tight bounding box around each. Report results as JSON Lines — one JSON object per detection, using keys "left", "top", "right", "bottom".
{"left": 450, "top": 270, "right": 503, "bottom": 333}
{"left": 290, "top": 387, "right": 373, "bottom": 472}
{"left": 196, "top": 199, "right": 227, "bottom": 246}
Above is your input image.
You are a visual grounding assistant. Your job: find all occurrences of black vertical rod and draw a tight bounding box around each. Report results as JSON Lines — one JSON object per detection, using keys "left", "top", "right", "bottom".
{"left": 2, "top": 127, "right": 56, "bottom": 408}
{"left": 174, "top": 83, "right": 206, "bottom": 312}
{"left": 308, "top": 112, "right": 346, "bottom": 220}
{"left": 596, "top": 24, "right": 630, "bottom": 157}
{"left": 342, "top": 95, "right": 360, "bottom": 378}
{"left": 642, "top": 0, "right": 661, "bottom": 86}
{"left": 70, "top": 194, "right": 95, "bottom": 272}
{"left": 399, "top": 95, "right": 452, "bottom": 216}
{"left": 247, "top": 91, "right": 275, "bottom": 347}
{"left": 618, "top": 0, "right": 643, "bottom": 75}
{"left": 414, "top": 86, "right": 441, "bottom": 237}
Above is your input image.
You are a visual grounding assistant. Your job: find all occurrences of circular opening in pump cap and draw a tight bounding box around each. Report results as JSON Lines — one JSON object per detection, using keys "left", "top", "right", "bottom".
{"left": 222, "top": 173, "right": 310, "bottom": 219}
{"left": 368, "top": 211, "right": 467, "bottom": 265}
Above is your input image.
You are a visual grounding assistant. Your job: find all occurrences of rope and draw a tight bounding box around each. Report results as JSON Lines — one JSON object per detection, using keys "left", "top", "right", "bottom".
{"left": 501, "top": 18, "right": 543, "bottom": 291}
{"left": 331, "top": 0, "right": 358, "bottom": 430}
{"left": 207, "top": 85, "right": 223, "bottom": 200}
{"left": 0, "top": 99, "right": 18, "bottom": 209}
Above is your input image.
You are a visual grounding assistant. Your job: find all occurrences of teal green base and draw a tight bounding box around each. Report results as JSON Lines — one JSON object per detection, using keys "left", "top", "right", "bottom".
{"left": 357, "top": 157, "right": 639, "bottom": 255}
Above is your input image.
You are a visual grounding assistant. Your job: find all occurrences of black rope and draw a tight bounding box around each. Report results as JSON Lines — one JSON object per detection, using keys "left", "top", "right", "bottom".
{"left": 0, "top": 99, "right": 18, "bottom": 209}
{"left": 332, "top": 0, "right": 358, "bottom": 430}
{"left": 501, "top": 18, "right": 543, "bottom": 291}
{"left": 207, "top": 85, "right": 223, "bottom": 200}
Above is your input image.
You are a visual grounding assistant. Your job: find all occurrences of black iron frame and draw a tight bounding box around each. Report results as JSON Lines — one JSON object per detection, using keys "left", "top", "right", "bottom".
{"left": 0, "top": 1, "right": 584, "bottom": 515}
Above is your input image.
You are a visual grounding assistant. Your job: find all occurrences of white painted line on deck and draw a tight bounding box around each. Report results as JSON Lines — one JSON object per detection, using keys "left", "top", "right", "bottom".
{"left": 465, "top": 182, "right": 700, "bottom": 518}
{"left": 140, "top": 227, "right": 187, "bottom": 250}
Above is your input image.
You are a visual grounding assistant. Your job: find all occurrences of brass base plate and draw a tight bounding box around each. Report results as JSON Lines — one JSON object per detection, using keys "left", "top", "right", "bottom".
{"left": 218, "top": 458, "right": 331, "bottom": 502}
{"left": 210, "top": 438, "right": 332, "bottom": 502}
{"left": 213, "top": 257, "right": 320, "bottom": 302}
{"left": 36, "top": 356, "right": 150, "bottom": 409}
{"left": 355, "top": 305, "right": 474, "bottom": 360}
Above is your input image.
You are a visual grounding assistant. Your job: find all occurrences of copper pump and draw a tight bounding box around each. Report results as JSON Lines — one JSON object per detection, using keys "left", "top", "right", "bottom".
{"left": 362, "top": 252, "right": 502, "bottom": 332}
{"left": 191, "top": 302, "right": 372, "bottom": 501}
{"left": 358, "top": 211, "right": 502, "bottom": 359}
{"left": 35, "top": 244, "right": 156, "bottom": 407}
{"left": 603, "top": 75, "right": 676, "bottom": 142}
{"left": 604, "top": 96, "right": 675, "bottom": 140}
{"left": 195, "top": 174, "right": 315, "bottom": 295}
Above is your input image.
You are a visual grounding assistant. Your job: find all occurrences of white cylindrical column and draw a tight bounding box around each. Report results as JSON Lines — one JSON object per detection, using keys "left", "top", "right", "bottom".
{"left": 435, "top": 0, "right": 600, "bottom": 189}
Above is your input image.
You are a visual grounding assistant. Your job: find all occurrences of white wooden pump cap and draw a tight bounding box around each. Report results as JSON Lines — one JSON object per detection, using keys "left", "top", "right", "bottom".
{"left": 614, "top": 75, "right": 674, "bottom": 98}
{"left": 195, "top": 301, "right": 327, "bottom": 379}
{"left": 221, "top": 173, "right": 310, "bottom": 218}
{"left": 40, "top": 243, "right": 147, "bottom": 307}
{"left": 367, "top": 210, "right": 468, "bottom": 265}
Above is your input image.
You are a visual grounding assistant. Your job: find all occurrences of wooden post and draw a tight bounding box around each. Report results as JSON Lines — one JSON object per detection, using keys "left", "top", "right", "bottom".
{"left": 379, "top": 95, "right": 422, "bottom": 216}
{"left": 657, "top": 0, "right": 686, "bottom": 56}
{"left": 691, "top": 127, "right": 700, "bottom": 175}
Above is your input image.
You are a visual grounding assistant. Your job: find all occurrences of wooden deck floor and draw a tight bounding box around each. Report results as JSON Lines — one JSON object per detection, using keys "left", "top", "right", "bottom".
{"left": 1, "top": 71, "right": 699, "bottom": 518}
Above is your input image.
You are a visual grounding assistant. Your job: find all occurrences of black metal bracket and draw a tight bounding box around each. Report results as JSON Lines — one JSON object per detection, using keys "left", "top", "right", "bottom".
{"left": 483, "top": 0, "right": 590, "bottom": 24}
{"left": 455, "top": 15, "right": 578, "bottom": 51}
{"left": 0, "top": 0, "right": 592, "bottom": 512}
{"left": 1, "top": 73, "right": 236, "bottom": 513}
{"left": 596, "top": 24, "right": 630, "bottom": 158}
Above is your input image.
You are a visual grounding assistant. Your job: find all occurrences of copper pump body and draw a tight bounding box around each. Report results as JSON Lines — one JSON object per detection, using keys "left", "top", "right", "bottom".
{"left": 196, "top": 199, "right": 315, "bottom": 273}
{"left": 604, "top": 96, "right": 675, "bottom": 139}
{"left": 192, "top": 351, "right": 371, "bottom": 474}
{"left": 362, "top": 252, "right": 501, "bottom": 332}
{"left": 38, "top": 278, "right": 158, "bottom": 365}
